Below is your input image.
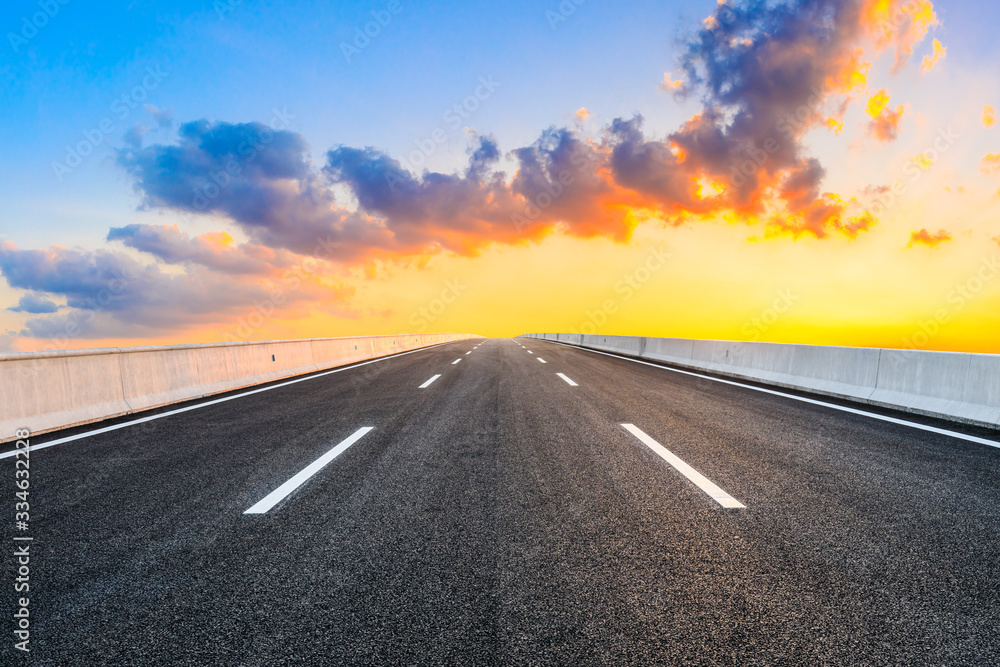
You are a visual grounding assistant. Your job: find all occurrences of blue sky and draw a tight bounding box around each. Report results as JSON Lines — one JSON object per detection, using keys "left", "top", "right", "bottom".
{"left": 2, "top": 0, "right": 1000, "bottom": 353}
{"left": 3, "top": 0, "right": 998, "bottom": 250}
{"left": 2, "top": 0, "right": 710, "bottom": 248}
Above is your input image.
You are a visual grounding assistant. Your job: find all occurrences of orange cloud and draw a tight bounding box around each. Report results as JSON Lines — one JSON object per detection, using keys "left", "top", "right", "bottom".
{"left": 862, "top": 0, "right": 939, "bottom": 72}
{"left": 865, "top": 90, "right": 890, "bottom": 118}
{"left": 843, "top": 211, "right": 878, "bottom": 238}
{"left": 920, "top": 38, "right": 945, "bottom": 73}
{"left": 866, "top": 90, "right": 904, "bottom": 141}
{"left": 982, "top": 153, "right": 1000, "bottom": 174}
{"left": 575, "top": 107, "right": 590, "bottom": 121}
{"left": 201, "top": 230, "right": 235, "bottom": 248}
{"left": 985, "top": 105, "right": 998, "bottom": 128}
{"left": 661, "top": 73, "right": 684, "bottom": 91}
{"left": 907, "top": 228, "right": 951, "bottom": 248}
{"left": 827, "top": 47, "right": 871, "bottom": 94}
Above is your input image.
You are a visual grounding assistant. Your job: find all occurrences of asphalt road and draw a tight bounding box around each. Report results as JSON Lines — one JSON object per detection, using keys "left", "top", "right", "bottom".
{"left": 5, "top": 338, "right": 1000, "bottom": 665}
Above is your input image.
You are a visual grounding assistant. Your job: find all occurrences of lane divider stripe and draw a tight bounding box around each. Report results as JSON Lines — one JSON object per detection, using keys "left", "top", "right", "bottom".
{"left": 557, "top": 373, "right": 578, "bottom": 386}
{"left": 621, "top": 423, "right": 745, "bottom": 509}
{"left": 419, "top": 374, "right": 442, "bottom": 389}
{"left": 245, "top": 427, "right": 374, "bottom": 514}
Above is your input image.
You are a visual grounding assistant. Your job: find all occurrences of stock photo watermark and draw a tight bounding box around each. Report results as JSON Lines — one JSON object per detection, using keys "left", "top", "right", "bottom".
{"left": 191, "top": 107, "right": 296, "bottom": 209}
{"left": 511, "top": 146, "right": 599, "bottom": 233}
{"left": 742, "top": 288, "right": 800, "bottom": 341}
{"left": 51, "top": 65, "right": 169, "bottom": 182}
{"left": 213, "top": 0, "right": 243, "bottom": 19}
{"left": 15, "top": 266, "right": 134, "bottom": 381}
{"left": 225, "top": 276, "right": 298, "bottom": 342}
{"left": 340, "top": 0, "right": 403, "bottom": 63}
{"left": 570, "top": 246, "right": 670, "bottom": 335}
{"left": 7, "top": 0, "right": 70, "bottom": 54}
{"left": 900, "top": 255, "right": 999, "bottom": 351}
{"left": 877, "top": 0, "right": 930, "bottom": 32}
{"left": 867, "top": 127, "right": 960, "bottom": 217}
{"left": 409, "top": 279, "right": 467, "bottom": 332}
{"left": 222, "top": 232, "right": 348, "bottom": 342}
{"left": 729, "top": 85, "right": 825, "bottom": 188}
{"left": 387, "top": 75, "right": 501, "bottom": 184}
{"left": 12, "top": 428, "right": 32, "bottom": 654}
{"left": 546, "top": 0, "right": 586, "bottom": 30}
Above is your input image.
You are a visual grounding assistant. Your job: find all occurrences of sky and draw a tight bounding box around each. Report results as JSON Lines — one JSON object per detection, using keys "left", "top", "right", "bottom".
{"left": 1, "top": 0, "right": 1000, "bottom": 354}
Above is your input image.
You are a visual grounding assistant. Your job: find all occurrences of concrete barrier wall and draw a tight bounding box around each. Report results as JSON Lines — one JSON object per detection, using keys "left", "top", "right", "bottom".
{"left": 1, "top": 333, "right": 476, "bottom": 442}
{"left": 523, "top": 333, "right": 999, "bottom": 429}
{"left": 0, "top": 348, "right": 133, "bottom": 439}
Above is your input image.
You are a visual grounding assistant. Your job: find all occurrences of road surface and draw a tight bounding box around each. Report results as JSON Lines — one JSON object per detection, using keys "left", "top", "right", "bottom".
{"left": 5, "top": 338, "right": 1000, "bottom": 665}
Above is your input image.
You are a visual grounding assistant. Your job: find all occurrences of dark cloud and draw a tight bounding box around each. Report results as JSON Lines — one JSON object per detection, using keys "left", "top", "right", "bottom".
{"left": 324, "top": 137, "right": 523, "bottom": 249}
{"left": 7, "top": 292, "right": 60, "bottom": 314}
{"left": 117, "top": 120, "right": 408, "bottom": 260}
{"left": 326, "top": 131, "right": 637, "bottom": 249}
{"left": 123, "top": 124, "right": 147, "bottom": 150}
{"left": 510, "top": 128, "right": 623, "bottom": 236}
{"left": 602, "top": 0, "right": 883, "bottom": 233}
{"left": 117, "top": 119, "right": 310, "bottom": 216}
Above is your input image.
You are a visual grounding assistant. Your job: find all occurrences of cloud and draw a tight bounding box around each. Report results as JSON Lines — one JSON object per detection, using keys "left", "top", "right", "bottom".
{"left": 907, "top": 228, "right": 951, "bottom": 248}
{"left": 116, "top": 120, "right": 386, "bottom": 259}
{"left": 985, "top": 105, "right": 998, "bottom": 128}
{"left": 866, "top": 90, "right": 904, "bottom": 142}
{"left": 144, "top": 104, "right": 174, "bottom": 129}
{"left": 118, "top": 0, "right": 940, "bottom": 252}
{"left": 610, "top": 0, "right": 933, "bottom": 236}
{"left": 107, "top": 224, "right": 295, "bottom": 274}
{"left": 118, "top": 120, "right": 312, "bottom": 211}
{"left": 920, "top": 38, "right": 945, "bottom": 73}
{"left": 7, "top": 292, "right": 60, "bottom": 314}
{"left": 575, "top": 107, "right": 590, "bottom": 120}
{"left": 326, "top": 131, "right": 630, "bottom": 250}
{"left": 660, "top": 73, "right": 685, "bottom": 92}
{"left": 123, "top": 124, "right": 148, "bottom": 149}
{"left": 0, "top": 241, "right": 341, "bottom": 339}
{"left": 862, "top": 0, "right": 939, "bottom": 72}
{"left": 3, "top": 0, "right": 947, "bottom": 345}
{"left": 982, "top": 153, "right": 1000, "bottom": 174}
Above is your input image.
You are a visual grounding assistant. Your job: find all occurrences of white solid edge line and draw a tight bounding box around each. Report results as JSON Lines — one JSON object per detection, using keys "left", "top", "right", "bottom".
{"left": 419, "top": 374, "right": 442, "bottom": 389}
{"left": 452, "top": 359, "right": 462, "bottom": 365}
{"left": 547, "top": 341, "right": 1000, "bottom": 450}
{"left": 245, "top": 427, "right": 373, "bottom": 514}
{"left": 621, "top": 424, "right": 745, "bottom": 509}
{"left": 537, "top": 358, "right": 547, "bottom": 363}
{"left": 556, "top": 373, "right": 578, "bottom": 386}
{"left": 1, "top": 342, "right": 458, "bottom": 460}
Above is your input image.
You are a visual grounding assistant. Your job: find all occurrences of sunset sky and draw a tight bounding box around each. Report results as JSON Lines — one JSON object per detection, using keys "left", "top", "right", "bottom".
{"left": 2, "top": 0, "right": 999, "bottom": 353}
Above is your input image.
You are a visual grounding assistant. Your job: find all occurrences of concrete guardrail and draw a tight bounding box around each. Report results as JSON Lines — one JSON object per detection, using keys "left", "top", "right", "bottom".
{"left": 522, "top": 333, "right": 1000, "bottom": 429}
{"left": 0, "top": 333, "right": 477, "bottom": 443}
